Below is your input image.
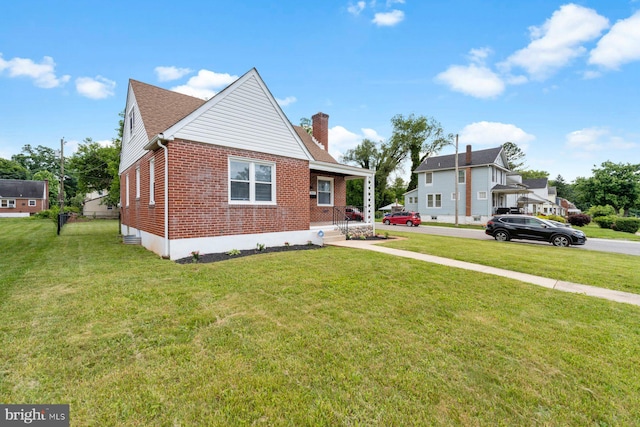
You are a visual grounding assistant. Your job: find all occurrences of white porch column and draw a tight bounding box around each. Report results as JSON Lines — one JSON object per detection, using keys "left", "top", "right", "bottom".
{"left": 364, "top": 173, "right": 375, "bottom": 232}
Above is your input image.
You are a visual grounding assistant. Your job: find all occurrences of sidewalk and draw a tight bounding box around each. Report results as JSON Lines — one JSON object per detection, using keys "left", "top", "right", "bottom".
{"left": 328, "top": 239, "right": 640, "bottom": 307}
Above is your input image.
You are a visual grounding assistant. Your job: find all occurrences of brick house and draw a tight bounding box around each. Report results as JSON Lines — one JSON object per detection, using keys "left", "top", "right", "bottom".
{"left": 119, "top": 68, "right": 374, "bottom": 260}
{"left": 0, "top": 179, "right": 49, "bottom": 217}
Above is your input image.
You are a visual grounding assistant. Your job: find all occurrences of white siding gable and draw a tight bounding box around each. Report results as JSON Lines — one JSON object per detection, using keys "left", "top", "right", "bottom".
{"left": 169, "top": 71, "right": 311, "bottom": 161}
{"left": 119, "top": 88, "right": 149, "bottom": 173}
{"left": 495, "top": 154, "right": 505, "bottom": 168}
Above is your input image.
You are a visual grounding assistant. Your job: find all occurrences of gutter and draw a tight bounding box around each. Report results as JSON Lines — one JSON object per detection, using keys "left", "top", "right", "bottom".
{"left": 155, "top": 133, "right": 174, "bottom": 259}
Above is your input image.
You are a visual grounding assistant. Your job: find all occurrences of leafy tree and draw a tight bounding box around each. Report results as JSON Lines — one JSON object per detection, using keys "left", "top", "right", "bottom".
{"left": 68, "top": 138, "right": 120, "bottom": 205}
{"left": 519, "top": 169, "right": 549, "bottom": 180}
{"left": 390, "top": 114, "right": 451, "bottom": 191}
{"left": 11, "top": 144, "right": 59, "bottom": 177}
{"left": 549, "top": 174, "right": 574, "bottom": 201}
{"left": 299, "top": 117, "right": 313, "bottom": 135}
{"left": 573, "top": 161, "right": 640, "bottom": 216}
{"left": 502, "top": 142, "right": 526, "bottom": 171}
{"left": 32, "top": 170, "right": 58, "bottom": 208}
{"left": 389, "top": 177, "right": 407, "bottom": 203}
{"left": 342, "top": 138, "right": 404, "bottom": 208}
{"left": 0, "top": 158, "right": 29, "bottom": 180}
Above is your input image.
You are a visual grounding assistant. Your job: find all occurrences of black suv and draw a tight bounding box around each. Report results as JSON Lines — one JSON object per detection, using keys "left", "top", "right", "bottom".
{"left": 485, "top": 215, "right": 586, "bottom": 247}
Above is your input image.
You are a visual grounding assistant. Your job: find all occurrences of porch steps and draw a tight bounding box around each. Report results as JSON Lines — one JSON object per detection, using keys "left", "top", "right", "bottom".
{"left": 123, "top": 235, "right": 141, "bottom": 245}
{"left": 322, "top": 228, "right": 346, "bottom": 244}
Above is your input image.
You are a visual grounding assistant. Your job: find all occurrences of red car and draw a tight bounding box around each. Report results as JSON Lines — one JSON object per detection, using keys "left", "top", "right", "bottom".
{"left": 383, "top": 211, "right": 421, "bottom": 227}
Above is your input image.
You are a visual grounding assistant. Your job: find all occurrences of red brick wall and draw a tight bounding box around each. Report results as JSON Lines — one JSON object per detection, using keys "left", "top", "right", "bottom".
{"left": 1, "top": 198, "right": 47, "bottom": 214}
{"left": 309, "top": 172, "right": 346, "bottom": 222}
{"left": 121, "top": 139, "right": 310, "bottom": 239}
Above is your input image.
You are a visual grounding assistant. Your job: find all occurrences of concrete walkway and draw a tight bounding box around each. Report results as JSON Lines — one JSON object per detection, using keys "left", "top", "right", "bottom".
{"left": 328, "top": 239, "right": 640, "bottom": 307}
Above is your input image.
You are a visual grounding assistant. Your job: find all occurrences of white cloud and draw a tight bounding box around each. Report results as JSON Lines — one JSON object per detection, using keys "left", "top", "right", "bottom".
{"left": 0, "top": 53, "right": 70, "bottom": 88}
{"left": 328, "top": 125, "right": 385, "bottom": 160}
{"left": 435, "top": 64, "right": 505, "bottom": 98}
{"left": 582, "top": 70, "right": 601, "bottom": 79}
{"left": 171, "top": 69, "right": 238, "bottom": 100}
{"left": 468, "top": 47, "right": 492, "bottom": 64}
{"left": 347, "top": 1, "right": 366, "bottom": 15}
{"left": 75, "top": 76, "right": 116, "bottom": 99}
{"left": 459, "top": 122, "right": 535, "bottom": 149}
{"left": 372, "top": 9, "right": 404, "bottom": 26}
{"left": 589, "top": 11, "right": 640, "bottom": 69}
{"left": 276, "top": 96, "right": 297, "bottom": 106}
{"left": 565, "top": 127, "right": 637, "bottom": 154}
{"left": 154, "top": 66, "right": 192, "bottom": 82}
{"left": 499, "top": 4, "right": 609, "bottom": 80}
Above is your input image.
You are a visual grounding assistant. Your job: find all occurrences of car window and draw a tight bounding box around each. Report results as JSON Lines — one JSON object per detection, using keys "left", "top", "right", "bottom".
{"left": 524, "top": 218, "right": 544, "bottom": 227}
{"left": 501, "top": 217, "right": 524, "bottom": 224}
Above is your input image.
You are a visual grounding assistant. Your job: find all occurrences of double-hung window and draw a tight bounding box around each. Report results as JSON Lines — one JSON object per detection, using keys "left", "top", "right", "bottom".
{"left": 1, "top": 199, "right": 16, "bottom": 208}
{"left": 427, "top": 193, "right": 441, "bottom": 208}
{"left": 28, "top": 200, "right": 36, "bottom": 207}
{"left": 135, "top": 167, "right": 140, "bottom": 199}
{"left": 425, "top": 172, "right": 433, "bottom": 185}
{"left": 149, "top": 158, "right": 155, "bottom": 205}
{"left": 458, "top": 170, "right": 466, "bottom": 184}
{"left": 317, "top": 178, "right": 333, "bottom": 206}
{"left": 229, "top": 158, "right": 275, "bottom": 204}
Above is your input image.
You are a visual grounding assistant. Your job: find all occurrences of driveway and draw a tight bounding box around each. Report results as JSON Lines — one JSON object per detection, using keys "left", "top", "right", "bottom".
{"left": 375, "top": 223, "right": 640, "bottom": 256}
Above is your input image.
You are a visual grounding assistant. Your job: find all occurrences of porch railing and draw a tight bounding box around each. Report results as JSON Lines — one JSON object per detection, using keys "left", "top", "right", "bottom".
{"left": 333, "top": 206, "right": 364, "bottom": 236}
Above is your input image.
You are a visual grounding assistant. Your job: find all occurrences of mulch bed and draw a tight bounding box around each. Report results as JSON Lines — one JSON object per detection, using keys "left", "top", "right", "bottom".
{"left": 175, "top": 235, "right": 391, "bottom": 264}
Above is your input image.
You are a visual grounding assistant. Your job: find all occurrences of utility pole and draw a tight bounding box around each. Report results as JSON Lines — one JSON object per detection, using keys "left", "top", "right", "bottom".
{"left": 454, "top": 134, "right": 459, "bottom": 226}
{"left": 59, "top": 138, "right": 65, "bottom": 213}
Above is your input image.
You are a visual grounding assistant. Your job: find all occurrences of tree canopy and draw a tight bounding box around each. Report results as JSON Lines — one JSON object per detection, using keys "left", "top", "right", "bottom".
{"left": 573, "top": 161, "right": 640, "bottom": 215}
{"left": 0, "top": 158, "right": 29, "bottom": 180}
{"left": 502, "top": 142, "right": 526, "bottom": 171}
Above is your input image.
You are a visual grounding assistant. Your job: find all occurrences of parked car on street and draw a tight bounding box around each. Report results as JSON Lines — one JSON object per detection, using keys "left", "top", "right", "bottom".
{"left": 345, "top": 207, "right": 364, "bottom": 221}
{"left": 485, "top": 215, "right": 586, "bottom": 246}
{"left": 383, "top": 211, "right": 422, "bottom": 227}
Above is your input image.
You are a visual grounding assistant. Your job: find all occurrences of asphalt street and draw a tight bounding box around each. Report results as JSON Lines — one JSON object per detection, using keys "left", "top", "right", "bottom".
{"left": 375, "top": 223, "right": 640, "bottom": 256}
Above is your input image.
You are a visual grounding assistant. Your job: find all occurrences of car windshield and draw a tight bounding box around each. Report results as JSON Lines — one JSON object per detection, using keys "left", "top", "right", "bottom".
{"left": 539, "top": 219, "right": 557, "bottom": 227}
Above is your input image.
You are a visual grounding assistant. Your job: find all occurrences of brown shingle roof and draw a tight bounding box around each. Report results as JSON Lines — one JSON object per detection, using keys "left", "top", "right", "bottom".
{"left": 130, "top": 80, "right": 206, "bottom": 140}
{"left": 293, "top": 125, "right": 337, "bottom": 163}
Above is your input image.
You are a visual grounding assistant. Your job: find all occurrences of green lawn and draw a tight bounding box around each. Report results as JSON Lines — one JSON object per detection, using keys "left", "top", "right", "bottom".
{"left": 2, "top": 219, "right": 640, "bottom": 425}
{"left": 579, "top": 222, "right": 640, "bottom": 241}
{"left": 382, "top": 231, "right": 640, "bottom": 295}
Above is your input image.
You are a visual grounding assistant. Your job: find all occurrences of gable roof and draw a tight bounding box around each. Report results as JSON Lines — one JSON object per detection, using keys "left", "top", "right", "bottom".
{"left": 292, "top": 126, "right": 337, "bottom": 163}
{"left": 522, "top": 178, "right": 548, "bottom": 189}
{"left": 414, "top": 146, "right": 505, "bottom": 172}
{"left": 129, "top": 80, "right": 206, "bottom": 141}
{"left": 0, "top": 179, "right": 46, "bottom": 198}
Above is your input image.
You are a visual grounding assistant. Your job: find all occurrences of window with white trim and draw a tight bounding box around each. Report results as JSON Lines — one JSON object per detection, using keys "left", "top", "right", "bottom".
{"left": 135, "top": 167, "right": 140, "bottom": 199}
{"left": 425, "top": 172, "right": 433, "bottom": 185}
{"left": 478, "top": 191, "right": 487, "bottom": 200}
{"left": 149, "top": 158, "right": 155, "bottom": 205}
{"left": 317, "top": 177, "right": 334, "bottom": 206}
{"left": 458, "top": 170, "right": 466, "bottom": 184}
{"left": 28, "top": 200, "right": 36, "bottom": 207}
{"left": 1, "top": 199, "right": 16, "bottom": 208}
{"left": 128, "top": 108, "right": 135, "bottom": 133}
{"left": 125, "top": 174, "right": 130, "bottom": 207}
{"left": 427, "top": 193, "right": 441, "bottom": 208}
{"left": 451, "top": 192, "right": 460, "bottom": 201}
{"left": 229, "top": 158, "right": 275, "bottom": 204}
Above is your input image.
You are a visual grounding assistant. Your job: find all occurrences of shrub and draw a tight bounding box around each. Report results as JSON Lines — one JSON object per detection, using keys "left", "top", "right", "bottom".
{"left": 612, "top": 217, "right": 640, "bottom": 234}
{"left": 587, "top": 205, "right": 616, "bottom": 218}
{"left": 567, "top": 214, "right": 591, "bottom": 227}
{"left": 34, "top": 206, "right": 60, "bottom": 220}
{"left": 593, "top": 215, "right": 616, "bottom": 229}
{"left": 545, "top": 214, "right": 566, "bottom": 223}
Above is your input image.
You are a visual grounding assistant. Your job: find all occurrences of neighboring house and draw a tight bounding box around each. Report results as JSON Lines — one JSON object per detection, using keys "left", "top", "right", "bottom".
{"left": 410, "top": 145, "right": 527, "bottom": 224}
{"left": 119, "top": 68, "right": 374, "bottom": 260}
{"left": 506, "top": 178, "right": 565, "bottom": 216}
{"left": 83, "top": 191, "right": 118, "bottom": 219}
{"left": 559, "top": 197, "right": 581, "bottom": 215}
{"left": 0, "top": 179, "right": 49, "bottom": 217}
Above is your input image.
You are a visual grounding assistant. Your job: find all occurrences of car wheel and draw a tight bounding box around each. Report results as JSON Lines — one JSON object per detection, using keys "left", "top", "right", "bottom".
{"left": 552, "top": 235, "right": 571, "bottom": 247}
{"left": 384, "top": 219, "right": 390, "bottom": 225}
{"left": 406, "top": 220, "right": 413, "bottom": 227}
{"left": 494, "top": 230, "right": 510, "bottom": 242}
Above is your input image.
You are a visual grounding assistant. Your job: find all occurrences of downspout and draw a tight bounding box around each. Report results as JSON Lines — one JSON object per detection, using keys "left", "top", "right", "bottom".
{"left": 157, "top": 135, "right": 173, "bottom": 259}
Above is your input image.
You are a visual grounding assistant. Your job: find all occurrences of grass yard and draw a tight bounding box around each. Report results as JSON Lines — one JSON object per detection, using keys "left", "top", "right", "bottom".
{"left": 381, "top": 231, "right": 640, "bottom": 295}
{"left": 579, "top": 223, "right": 640, "bottom": 241}
{"left": 1, "top": 219, "right": 640, "bottom": 425}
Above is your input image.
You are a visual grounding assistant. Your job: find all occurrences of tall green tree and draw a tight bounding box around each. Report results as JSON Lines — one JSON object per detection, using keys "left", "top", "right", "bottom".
{"left": 519, "top": 170, "right": 549, "bottom": 180}
{"left": 573, "top": 161, "right": 640, "bottom": 215}
{"left": 502, "top": 142, "right": 526, "bottom": 171}
{"left": 0, "top": 158, "right": 29, "bottom": 180}
{"left": 549, "top": 174, "right": 575, "bottom": 202}
{"left": 390, "top": 114, "right": 451, "bottom": 191}
{"left": 11, "top": 144, "right": 59, "bottom": 177}
{"left": 69, "top": 138, "right": 120, "bottom": 205}
{"left": 32, "top": 170, "right": 58, "bottom": 208}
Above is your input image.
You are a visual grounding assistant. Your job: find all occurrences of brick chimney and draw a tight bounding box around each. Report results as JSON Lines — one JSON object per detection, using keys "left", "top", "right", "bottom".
{"left": 465, "top": 144, "right": 472, "bottom": 165}
{"left": 312, "top": 112, "right": 329, "bottom": 151}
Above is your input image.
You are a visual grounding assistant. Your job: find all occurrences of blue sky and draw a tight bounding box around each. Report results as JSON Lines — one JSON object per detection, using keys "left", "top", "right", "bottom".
{"left": 1, "top": 0, "right": 639, "bottom": 182}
